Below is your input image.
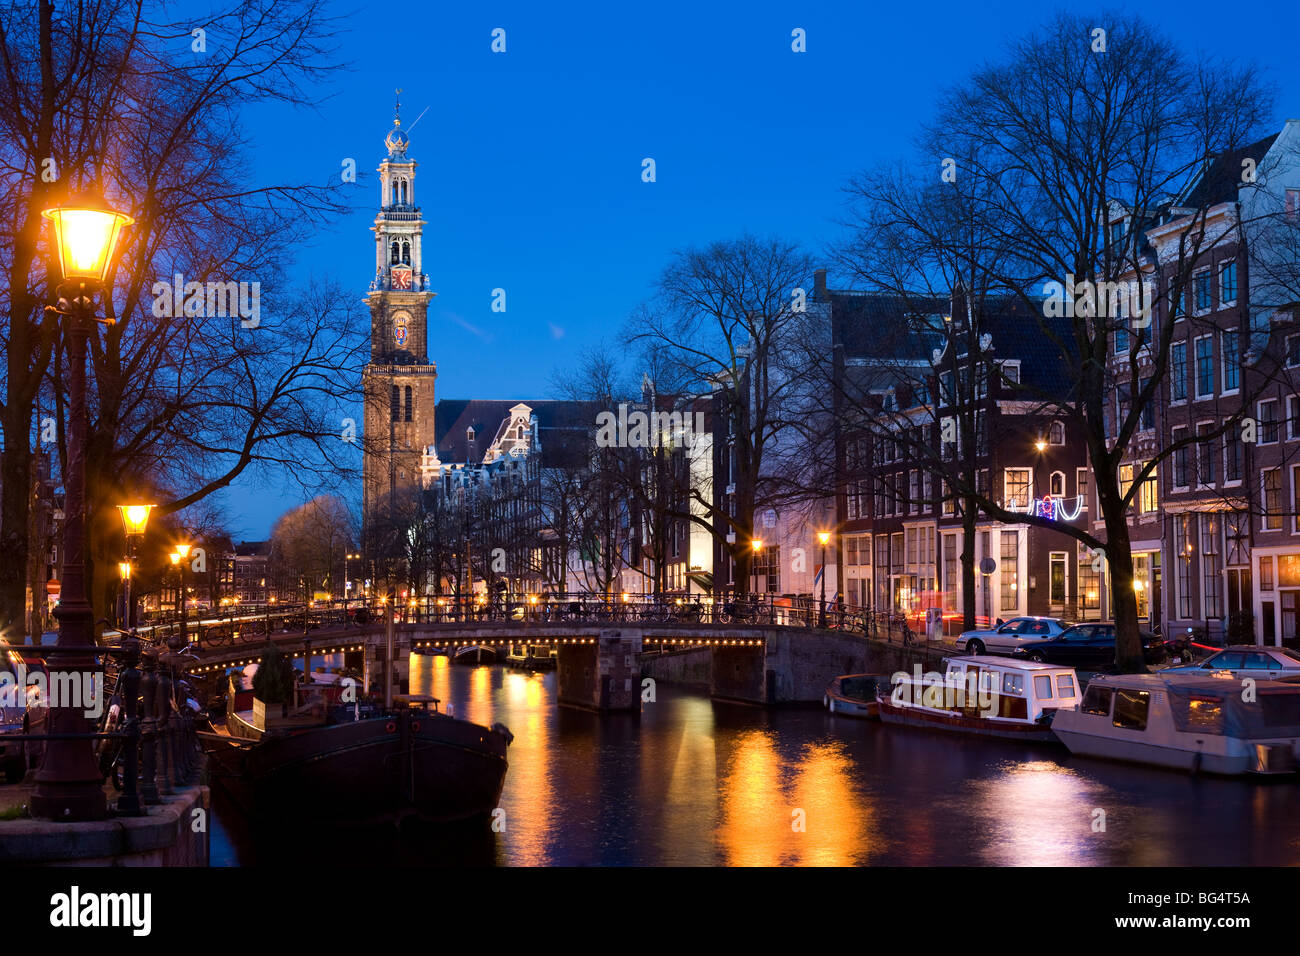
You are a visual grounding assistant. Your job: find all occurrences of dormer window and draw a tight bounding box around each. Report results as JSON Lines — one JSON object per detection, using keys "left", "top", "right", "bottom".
{"left": 467, "top": 426, "right": 475, "bottom": 442}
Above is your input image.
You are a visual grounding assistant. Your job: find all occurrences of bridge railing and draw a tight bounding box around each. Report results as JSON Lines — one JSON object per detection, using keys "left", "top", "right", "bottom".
{"left": 170, "top": 595, "right": 901, "bottom": 656}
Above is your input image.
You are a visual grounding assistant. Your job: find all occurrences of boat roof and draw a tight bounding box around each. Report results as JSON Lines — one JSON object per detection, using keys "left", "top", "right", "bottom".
{"left": 944, "top": 655, "right": 1073, "bottom": 672}
{"left": 1092, "top": 672, "right": 1300, "bottom": 694}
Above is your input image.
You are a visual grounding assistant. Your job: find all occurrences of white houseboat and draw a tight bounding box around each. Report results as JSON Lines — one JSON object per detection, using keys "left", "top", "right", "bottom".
{"left": 1051, "top": 674, "right": 1300, "bottom": 776}
{"left": 878, "top": 656, "right": 1080, "bottom": 742}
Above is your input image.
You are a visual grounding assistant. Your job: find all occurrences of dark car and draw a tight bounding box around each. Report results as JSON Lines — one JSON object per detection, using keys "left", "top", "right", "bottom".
{"left": 1009, "top": 622, "right": 1165, "bottom": 669}
{"left": 1, "top": 655, "right": 49, "bottom": 784}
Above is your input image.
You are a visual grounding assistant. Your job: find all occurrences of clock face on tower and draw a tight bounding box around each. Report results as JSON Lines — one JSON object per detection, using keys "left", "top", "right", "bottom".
{"left": 392, "top": 266, "right": 412, "bottom": 290}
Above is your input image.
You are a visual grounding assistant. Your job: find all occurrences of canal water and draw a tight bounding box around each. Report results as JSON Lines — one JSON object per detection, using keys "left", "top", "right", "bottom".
{"left": 210, "top": 655, "right": 1300, "bottom": 866}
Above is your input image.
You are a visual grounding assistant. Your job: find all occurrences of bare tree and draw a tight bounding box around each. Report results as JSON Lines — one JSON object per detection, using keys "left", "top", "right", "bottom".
{"left": 629, "top": 236, "right": 820, "bottom": 597}
{"left": 0, "top": 0, "right": 356, "bottom": 634}
{"left": 834, "top": 12, "right": 1293, "bottom": 669}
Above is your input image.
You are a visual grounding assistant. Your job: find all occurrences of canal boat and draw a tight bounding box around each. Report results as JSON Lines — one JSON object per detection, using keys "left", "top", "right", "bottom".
{"left": 1051, "top": 673, "right": 1300, "bottom": 776}
{"left": 504, "top": 642, "right": 557, "bottom": 671}
{"left": 877, "top": 656, "right": 1080, "bottom": 742}
{"left": 823, "top": 674, "right": 890, "bottom": 718}
{"left": 201, "top": 679, "right": 512, "bottom": 825}
{"left": 452, "top": 644, "right": 498, "bottom": 665}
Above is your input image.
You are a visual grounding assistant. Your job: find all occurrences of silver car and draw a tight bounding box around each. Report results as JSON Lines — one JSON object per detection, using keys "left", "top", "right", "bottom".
{"left": 1159, "top": 645, "right": 1300, "bottom": 680}
{"left": 956, "top": 616, "right": 1073, "bottom": 656}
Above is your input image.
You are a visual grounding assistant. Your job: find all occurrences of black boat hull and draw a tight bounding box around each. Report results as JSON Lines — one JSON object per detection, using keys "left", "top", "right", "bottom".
{"left": 206, "top": 710, "right": 508, "bottom": 825}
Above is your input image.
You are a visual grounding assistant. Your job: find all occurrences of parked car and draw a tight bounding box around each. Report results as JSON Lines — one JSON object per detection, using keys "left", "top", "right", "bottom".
{"left": 956, "top": 616, "right": 1073, "bottom": 655}
{"left": 1, "top": 654, "right": 48, "bottom": 784}
{"left": 1158, "top": 645, "right": 1300, "bottom": 681}
{"left": 1009, "top": 622, "right": 1165, "bottom": 668}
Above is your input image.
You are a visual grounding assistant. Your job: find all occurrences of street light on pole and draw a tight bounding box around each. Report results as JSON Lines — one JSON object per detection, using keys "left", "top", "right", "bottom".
{"left": 817, "top": 531, "right": 831, "bottom": 628}
{"left": 116, "top": 504, "right": 152, "bottom": 633}
{"left": 31, "top": 195, "right": 133, "bottom": 822}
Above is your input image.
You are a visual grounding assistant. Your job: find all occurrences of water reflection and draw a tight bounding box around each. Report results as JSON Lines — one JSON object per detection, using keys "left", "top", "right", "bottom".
{"left": 209, "top": 657, "right": 1300, "bottom": 867}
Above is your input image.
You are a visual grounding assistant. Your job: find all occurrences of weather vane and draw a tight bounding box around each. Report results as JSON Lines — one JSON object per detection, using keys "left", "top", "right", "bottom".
{"left": 394, "top": 87, "right": 402, "bottom": 126}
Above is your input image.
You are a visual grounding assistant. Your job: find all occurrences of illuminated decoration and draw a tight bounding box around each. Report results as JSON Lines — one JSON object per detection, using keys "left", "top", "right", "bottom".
{"left": 1008, "top": 494, "right": 1084, "bottom": 522}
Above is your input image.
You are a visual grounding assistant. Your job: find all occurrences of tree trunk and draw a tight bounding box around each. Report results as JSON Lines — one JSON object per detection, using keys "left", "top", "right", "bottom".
{"left": 1097, "top": 485, "right": 1145, "bottom": 673}
{"left": 961, "top": 497, "right": 978, "bottom": 632}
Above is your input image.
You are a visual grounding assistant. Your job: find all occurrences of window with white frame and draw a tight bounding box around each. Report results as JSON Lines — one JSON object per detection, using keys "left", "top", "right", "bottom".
{"left": 1004, "top": 468, "right": 1031, "bottom": 508}
{"left": 1221, "top": 261, "right": 1238, "bottom": 304}
{"left": 1076, "top": 468, "right": 1089, "bottom": 512}
{"left": 1140, "top": 463, "right": 1158, "bottom": 514}
{"left": 1194, "top": 335, "right": 1214, "bottom": 398}
{"left": 1260, "top": 399, "right": 1280, "bottom": 444}
{"left": 1193, "top": 270, "right": 1212, "bottom": 312}
{"left": 1201, "top": 514, "right": 1222, "bottom": 618}
{"left": 1049, "top": 421, "right": 1065, "bottom": 445}
{"left": 1049, "top": 470, "right": 1065, "bottom": 497}
{"left": 1264, "top": 468, "right": 1283, "bottom": 531}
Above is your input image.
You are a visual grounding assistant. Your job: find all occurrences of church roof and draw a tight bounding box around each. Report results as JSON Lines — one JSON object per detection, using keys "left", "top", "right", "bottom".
{"left": 433, "top": 399, "right": 600, "bottom": 470}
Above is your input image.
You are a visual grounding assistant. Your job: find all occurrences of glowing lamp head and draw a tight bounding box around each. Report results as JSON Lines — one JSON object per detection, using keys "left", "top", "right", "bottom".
{"left": 42, "top": 200, "right": 134, "bottom": 284}
{"left": 117, "top": 503, "right": 154, "bottom": 537}
{"left": 118, "top": 561, "right": 132, "bottom": 581}
{"left": 175, "top": 543, "right": 192, "bottom": 560}
{"left": 1034, "top": 440, "right": 1047, "bottom": 453}
{"left": 817, "top": 531, "right": 831, "bottom": 547}
{"left": 169, "top": 551, "right": 181, "bottom": 565}
{"left": 752, "top": 539, "right": 763, "bottom": 553}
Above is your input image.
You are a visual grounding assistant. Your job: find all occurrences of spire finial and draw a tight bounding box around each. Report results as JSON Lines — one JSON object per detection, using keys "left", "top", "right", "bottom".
{"left": 394, "top": 87, "right": 403, "bottom": 127}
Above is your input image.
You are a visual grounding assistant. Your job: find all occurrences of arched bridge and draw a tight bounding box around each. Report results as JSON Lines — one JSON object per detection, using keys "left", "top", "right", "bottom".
{"left": 165, "top": 598, "right": 888, "bottom": 709}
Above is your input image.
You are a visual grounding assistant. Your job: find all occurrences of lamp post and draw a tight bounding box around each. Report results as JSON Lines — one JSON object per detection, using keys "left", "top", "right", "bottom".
{"left": 31, "top": 196, "right": 134, "bottom": 822}
{"left": 750, "top": 538, "right": 762, "bottom": 601}
{"left": 817, "top": 531, "right": 831, "bottom": 628}
{"left": 118, "top": 562, "right": 132, "bottom": 630}
{"left": 175, "top": 542, "right": 191, "bottom": 648}
{"left": 117, "top": 504, "right": 152, "bottom": 632}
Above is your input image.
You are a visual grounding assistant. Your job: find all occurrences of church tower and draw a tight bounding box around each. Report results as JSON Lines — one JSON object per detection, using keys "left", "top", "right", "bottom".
{"left": 362, "top": 93, "right": 438, "bottom": 550}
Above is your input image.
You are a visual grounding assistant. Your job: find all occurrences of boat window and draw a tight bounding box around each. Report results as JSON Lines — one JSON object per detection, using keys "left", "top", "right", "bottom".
{"left": 1186, "top": 697, "right": 1223, "bottom": 732}
{"left": 1081, "top": 685, "right": 1113, "bottom": 716}
{"left": 1034, "top": 675, "right": 1053, "bottom": 699}
{"left": 1242, "top": 653, "right": 1279, "bottom": 670}
{"left": 1112, "top": 689, "right": 1150, "bottom": 731}
{"left": 1002, "top": 672, "right": 1025, "bottom": 695}
{"left": 1056, "top": 674, "right": 1076, "bottom": 698}
{"left": 996, "top": 695, "right": 1029, "bottom": 719}
{"left": 1260, "top": 693, "right": 1300, "bottom": 726}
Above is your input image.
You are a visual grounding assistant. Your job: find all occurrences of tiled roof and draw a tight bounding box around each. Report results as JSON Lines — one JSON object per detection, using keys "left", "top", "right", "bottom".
{"left": 1180, "top": 132, "right": 1280, "bottom": 209}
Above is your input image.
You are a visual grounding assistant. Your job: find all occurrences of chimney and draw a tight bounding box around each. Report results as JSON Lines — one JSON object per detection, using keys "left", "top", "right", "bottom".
{"left": 814, "top": 268, "right": 827, "bottom": 300}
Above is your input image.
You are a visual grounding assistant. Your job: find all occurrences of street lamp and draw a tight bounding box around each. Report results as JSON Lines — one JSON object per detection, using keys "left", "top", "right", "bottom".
{"left": 32, "top": 195, "right": 133, "bottom": 822}
{"left": 817, "top": 531, "right": 831, "bottom": 628}
{"left": 170, "top": 545, "right": 191, "bottom": 648}
{"left": 751, "top": 538, "right": 763, "bottom": 598}
{"left": 116, "top": 502, "right": 153, "bottom": 633}
{"left": 117, "top": 562, "right": 132, "bottom": 629}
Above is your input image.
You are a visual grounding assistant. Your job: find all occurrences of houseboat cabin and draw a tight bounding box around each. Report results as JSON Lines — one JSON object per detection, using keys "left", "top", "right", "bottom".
{"left": 878, "top": 656, "right": 1080, "bottom": 742}
{"left": 1052, "top": 674, "right": 1300, "bottom": 776}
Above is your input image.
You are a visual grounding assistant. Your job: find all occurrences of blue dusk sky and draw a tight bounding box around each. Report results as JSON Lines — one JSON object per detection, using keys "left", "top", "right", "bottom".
{"left": 215, "top": 0, "right": 1300, "bottom": 539}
